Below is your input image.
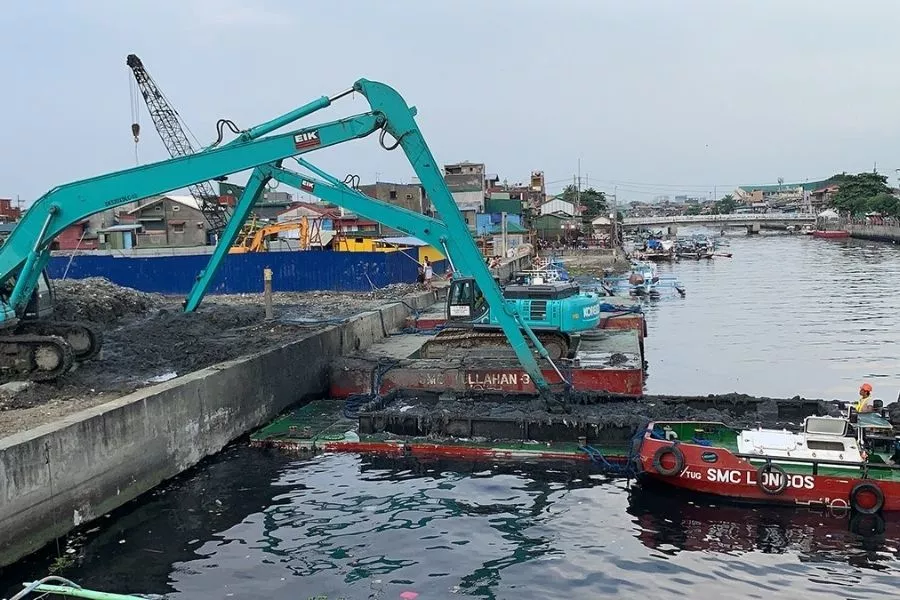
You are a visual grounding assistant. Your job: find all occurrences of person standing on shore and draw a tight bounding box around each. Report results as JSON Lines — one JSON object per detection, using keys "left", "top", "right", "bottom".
{"left": 423, "top": 257, "right": 433, "bottom": 289}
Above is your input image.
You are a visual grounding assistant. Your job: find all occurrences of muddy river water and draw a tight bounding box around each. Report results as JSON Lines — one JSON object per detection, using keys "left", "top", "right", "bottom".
{"left": 4, "top": 230, "right": 900, "bottom": 600}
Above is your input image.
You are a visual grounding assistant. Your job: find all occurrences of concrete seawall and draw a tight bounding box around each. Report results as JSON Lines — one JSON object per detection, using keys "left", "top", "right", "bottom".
{"left": 847, "top": 223, "right": 900, "bottom": 243}
{"left": 492, "top": 253, "right": 532, "bottom": 282}
{"left": 0, "top": 290, "right": 436, "bottom": 568}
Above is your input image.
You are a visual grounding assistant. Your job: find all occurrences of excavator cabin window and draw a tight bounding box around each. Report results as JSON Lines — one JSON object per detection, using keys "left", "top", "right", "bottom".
{"left": 447, "top": 278, "right": 486, "bottom": 320}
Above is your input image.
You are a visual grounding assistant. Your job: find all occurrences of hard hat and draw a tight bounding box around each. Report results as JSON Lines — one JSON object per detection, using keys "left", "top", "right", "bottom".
{"left": 861, "top": 383, "right": 873, "bottom": 393}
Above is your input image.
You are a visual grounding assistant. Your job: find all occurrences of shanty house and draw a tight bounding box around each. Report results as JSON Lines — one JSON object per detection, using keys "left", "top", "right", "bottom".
{"left": 129, "top": 195, "right": 208, "bottom": 247}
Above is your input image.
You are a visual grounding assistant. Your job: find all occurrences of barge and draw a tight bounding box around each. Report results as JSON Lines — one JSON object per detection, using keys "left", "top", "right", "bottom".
{"left": 250, "top": 391, "right": 836, "bottom": 466}
{"left": 332, "top": 301, "right": 647, "bottom": 398}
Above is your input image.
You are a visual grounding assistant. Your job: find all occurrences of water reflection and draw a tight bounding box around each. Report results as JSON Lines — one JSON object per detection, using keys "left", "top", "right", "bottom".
{"left": 628, "top": 481, "right": 900, "bottom": 569}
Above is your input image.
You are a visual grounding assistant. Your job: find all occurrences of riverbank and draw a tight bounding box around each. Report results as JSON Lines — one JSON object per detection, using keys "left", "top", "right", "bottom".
{"left": 557, "top": 249, "right": 631, "bottom": 276}
{"left": 846, "top": 222, "right": 900, "bottom": 243}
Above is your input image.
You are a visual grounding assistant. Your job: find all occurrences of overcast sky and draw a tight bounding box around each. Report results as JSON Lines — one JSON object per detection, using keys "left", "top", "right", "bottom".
{"left": 2, "top": 0, "right": 899, "bottom": 205}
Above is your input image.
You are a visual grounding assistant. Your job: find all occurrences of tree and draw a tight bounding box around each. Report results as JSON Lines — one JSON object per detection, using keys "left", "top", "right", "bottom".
{"left": 716, "top": 194, "right": 737, "bottom": 215}
{"left": 685, "top": 205, "right": 702, "bottom": 216}
{"left": 828, "top": 172, "right": 893, "bottom": 216}
{"left": 867, "top": 192, "right": 900, "bottom": 217}
{"left": 558, "top": 185, "right": 608, "bottom": 220}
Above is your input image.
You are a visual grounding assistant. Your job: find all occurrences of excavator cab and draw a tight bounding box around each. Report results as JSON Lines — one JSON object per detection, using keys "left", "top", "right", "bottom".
{"left": 446, "top": 277, "right": 490, "bottom": 324}
{"left": 427, "top": 275, "right": 589, "bottom": 361}
{"left": 23, "top": 270, "right": 55, "bottom": 320}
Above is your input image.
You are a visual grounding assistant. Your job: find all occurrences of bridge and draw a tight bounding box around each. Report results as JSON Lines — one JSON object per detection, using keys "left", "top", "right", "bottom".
{"left": 623, "top": 213, "right": 815, "bottom": 227}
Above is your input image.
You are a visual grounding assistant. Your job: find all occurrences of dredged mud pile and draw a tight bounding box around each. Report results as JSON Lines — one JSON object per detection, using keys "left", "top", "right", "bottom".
{"left": 360, "top": 391, "right": 846, "bottom": 442}
{"left": 0, "top": 278, "right": 429, "bottom": 436}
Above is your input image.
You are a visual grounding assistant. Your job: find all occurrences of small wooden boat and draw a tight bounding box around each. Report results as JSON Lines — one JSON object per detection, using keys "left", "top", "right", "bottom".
{"left": 638, "top": 408, "right": 900, "bottom": 514}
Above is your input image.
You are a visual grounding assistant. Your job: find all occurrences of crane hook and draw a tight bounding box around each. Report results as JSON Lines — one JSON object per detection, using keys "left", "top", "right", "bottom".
{"left": 131, "top": 123, "right": 141, "bottom": 143}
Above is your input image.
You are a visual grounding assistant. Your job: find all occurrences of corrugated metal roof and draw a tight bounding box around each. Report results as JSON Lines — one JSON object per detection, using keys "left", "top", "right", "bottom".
{"left": 376, "top": 236, "right": 428, "bottom": 246}
{"left": 99, "top": 224, "right": 143, "bottom": 232}
{"left": 486, "top": 222, "right": 527, "bottom": 234}
{"left": 738, "top": 180, "right": 833, "bottom": 193}
{"left": 128, "top": 195, "right": 203, "bottom": 214}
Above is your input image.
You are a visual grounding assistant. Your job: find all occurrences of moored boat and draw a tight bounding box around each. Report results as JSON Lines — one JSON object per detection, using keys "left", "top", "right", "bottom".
{"left": 638, "top": 409, "right": 900, "bottom": 514}
{"left": 812, "top": 229, "right": 850, "bottom": 239}
{"left": 674, "top": 234, "right": 716, "bottom": 260}
{"left": 601, "top": 260, "right": 685, "bottom": 298}
{"left": 635, "top": 238, "right": 675, "bottom": 261}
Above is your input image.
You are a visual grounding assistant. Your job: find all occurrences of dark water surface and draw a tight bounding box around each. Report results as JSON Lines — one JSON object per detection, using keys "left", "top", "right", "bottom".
{"left": 5, "top": 230, "right": 900, "bottom": 599}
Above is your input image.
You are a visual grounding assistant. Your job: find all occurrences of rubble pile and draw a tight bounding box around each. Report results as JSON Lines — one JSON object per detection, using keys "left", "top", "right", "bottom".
{"left": 52, "top": 277, "right": 166, "bottom": 325}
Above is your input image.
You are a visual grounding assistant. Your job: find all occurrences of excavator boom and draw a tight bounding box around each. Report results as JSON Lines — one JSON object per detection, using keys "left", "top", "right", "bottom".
{"left": 0, "top": 78, "right": 555, "bottom": 391}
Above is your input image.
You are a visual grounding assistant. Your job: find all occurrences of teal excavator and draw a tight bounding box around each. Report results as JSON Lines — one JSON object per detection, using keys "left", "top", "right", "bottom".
{"left": 0, "top": 78, "right": 596, "bottom": 393}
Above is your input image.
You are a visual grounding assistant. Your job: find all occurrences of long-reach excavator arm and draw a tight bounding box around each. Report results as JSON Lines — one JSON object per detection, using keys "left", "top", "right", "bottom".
{"left": 0, "top": 78, "right": 554, "bottom": 391}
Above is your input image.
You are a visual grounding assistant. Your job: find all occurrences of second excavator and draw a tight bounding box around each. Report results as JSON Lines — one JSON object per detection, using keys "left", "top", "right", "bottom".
{"left": 420, "top": 276, "right": 602, "bottom": 361}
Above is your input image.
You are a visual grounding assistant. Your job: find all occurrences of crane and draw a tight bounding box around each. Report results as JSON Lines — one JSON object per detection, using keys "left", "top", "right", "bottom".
{"left": 126, "top": 54, "right": 228, "bottom": 237}
{"left": 0, "top": 78, "right": 564, "bottom": 394}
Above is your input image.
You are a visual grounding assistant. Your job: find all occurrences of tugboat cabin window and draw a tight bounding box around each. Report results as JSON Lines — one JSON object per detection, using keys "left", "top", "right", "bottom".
{"left": 806, "top": 440, "right": 846, "bottom": 452}
{"left": 804, "top": 417, "right": 847, "bottom": 436}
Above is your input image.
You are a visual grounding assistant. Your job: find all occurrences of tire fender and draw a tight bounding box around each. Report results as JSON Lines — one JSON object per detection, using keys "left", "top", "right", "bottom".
{"left": 652, "top": 445, "right": 684, "bottom": 477}
{"left": 850, "top": 481, "right": 885, "bottom": 515}
{"left": 756, "top": 463, "right": 789, "bottom": 495}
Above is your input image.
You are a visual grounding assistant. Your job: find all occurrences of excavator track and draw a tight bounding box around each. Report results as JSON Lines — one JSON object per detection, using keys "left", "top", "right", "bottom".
{"left": 420, "top": 329, "right": 571, "bottom": 361}
{"left": 0, "top": 334, "right": 75, "bottom": 381}
{"left": 14, "top": 320, "right": 103, "bottom": 361}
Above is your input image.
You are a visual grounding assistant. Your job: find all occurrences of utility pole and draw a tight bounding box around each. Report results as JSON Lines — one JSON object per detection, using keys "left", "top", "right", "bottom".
{"left": 576, "top": 158, "right": 582, "bottom": 215}
{"left": 501, "top": 211, "right": 508, "bottom": 258}
{"left": 572, "top": 174, "right": 577, "bottom": 208}
{"left": 611, "top": 190, "right": 619, "bottom": 262}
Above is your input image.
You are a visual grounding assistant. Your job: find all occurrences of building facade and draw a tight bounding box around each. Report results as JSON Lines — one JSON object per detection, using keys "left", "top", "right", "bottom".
{"left": 219, "top": 182, "right": 295, "bottom": 221}
{"left": 539, "top": 198, "right": 576, "bottom": 217}
{"left": 0, "top": 198, "right": 22, "bottom": 222}
{"left": 128, "top": 195, "right": 208, "bottom": 247}
{"left": 443, "top": 161, "right": 485, "bottom": 214}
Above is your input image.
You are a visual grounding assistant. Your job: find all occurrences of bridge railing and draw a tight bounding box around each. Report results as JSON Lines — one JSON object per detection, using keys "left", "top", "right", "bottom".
{"left": 623, "top": 213, "right": 815, "bottom": 226}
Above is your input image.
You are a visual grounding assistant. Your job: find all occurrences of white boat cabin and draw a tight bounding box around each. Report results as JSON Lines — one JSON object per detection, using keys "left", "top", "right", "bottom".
{"left": 737, "top": 413, "right": 898, "bottom": 467}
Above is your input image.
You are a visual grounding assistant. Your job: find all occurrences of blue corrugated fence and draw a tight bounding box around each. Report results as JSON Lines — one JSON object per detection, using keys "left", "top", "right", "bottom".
{"left": 48, "top": 251, "right": 446, "bottom": 294}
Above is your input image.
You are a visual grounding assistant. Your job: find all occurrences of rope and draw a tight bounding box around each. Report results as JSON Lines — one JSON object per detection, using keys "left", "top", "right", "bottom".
{"left": 398, "top": 301, "right": 421, "bottom": 320}
{"left": 579, "top": 428, "right": 647, "bottom": 477}
{"left": 343, "top": 358, "right": 399, "bottom": 419}
{"left": 391, "top": 323, "right": 446, "bottom": 336}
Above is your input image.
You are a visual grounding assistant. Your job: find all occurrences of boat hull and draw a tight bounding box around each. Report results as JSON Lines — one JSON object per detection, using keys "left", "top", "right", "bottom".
{"left": 639, "top": 435, "right": 899, "bottom": 512}
{"left": 812, "top": 230, "right": 850, "bottom": 239}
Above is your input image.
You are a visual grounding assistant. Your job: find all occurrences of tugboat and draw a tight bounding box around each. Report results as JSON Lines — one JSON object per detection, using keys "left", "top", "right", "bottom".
{"left": 638, "top": 405, "right": 900, "bottom": 514}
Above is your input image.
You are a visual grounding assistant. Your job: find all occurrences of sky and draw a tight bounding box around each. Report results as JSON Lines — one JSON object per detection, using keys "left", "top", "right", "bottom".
{"left": 2, "top": 0, "right": 900, "bottom": 206}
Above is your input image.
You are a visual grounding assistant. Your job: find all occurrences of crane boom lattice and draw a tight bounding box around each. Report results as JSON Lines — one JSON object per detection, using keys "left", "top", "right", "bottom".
{"left": 126, "top": 54, "right": 228, "bottom": 235}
